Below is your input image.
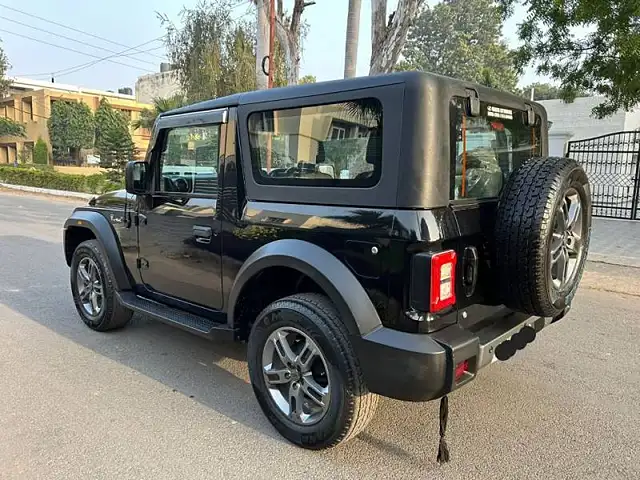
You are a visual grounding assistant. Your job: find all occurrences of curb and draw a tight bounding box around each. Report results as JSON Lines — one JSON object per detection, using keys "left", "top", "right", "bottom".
{"left": 587, "top": 253, "right": 640, "bottom": 269}
{"left": 0, "top": 183, "right": 95, "bottom": 200}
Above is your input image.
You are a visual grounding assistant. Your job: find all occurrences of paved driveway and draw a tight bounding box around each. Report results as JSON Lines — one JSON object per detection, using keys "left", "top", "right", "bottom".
{"left": 1, "top": 191, "right": 639, "bottom": 479}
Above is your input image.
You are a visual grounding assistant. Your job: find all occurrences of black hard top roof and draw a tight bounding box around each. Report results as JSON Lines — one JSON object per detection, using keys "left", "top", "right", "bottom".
{"left": 161, "top": 69, "right": 535, "bottom": 117}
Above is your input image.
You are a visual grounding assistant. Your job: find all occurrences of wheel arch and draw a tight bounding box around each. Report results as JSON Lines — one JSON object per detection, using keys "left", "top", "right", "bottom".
{"left": 64, "top": 210, "right": 132, "bottom": 291}
{"left": 227, "top": 239, "right": 382, "bottom": 339}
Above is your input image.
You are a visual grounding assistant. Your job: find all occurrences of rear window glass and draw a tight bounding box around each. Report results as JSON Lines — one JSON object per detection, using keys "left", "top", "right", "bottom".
{"left": 248, "top": 98, "right": 382, "bottom": 187}
{"left": 451, "top": 97, "right": 542, "bottom": 200}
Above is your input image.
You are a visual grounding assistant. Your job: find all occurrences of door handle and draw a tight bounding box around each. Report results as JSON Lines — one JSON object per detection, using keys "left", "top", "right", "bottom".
{"left": 193, "top": 225, "right": 213, "bottom": 244}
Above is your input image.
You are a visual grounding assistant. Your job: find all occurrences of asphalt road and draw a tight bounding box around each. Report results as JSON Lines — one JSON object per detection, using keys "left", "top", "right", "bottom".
{"left": 1, "top": 190, "right": 639, "bottom": 480}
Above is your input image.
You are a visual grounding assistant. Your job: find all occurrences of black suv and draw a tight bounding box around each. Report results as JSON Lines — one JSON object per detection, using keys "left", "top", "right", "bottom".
{"left": 63, "top": 71, "right": 591, "bottom": 452}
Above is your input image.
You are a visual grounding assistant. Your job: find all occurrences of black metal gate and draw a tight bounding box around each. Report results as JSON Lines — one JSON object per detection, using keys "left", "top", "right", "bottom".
{"left": 566, "top": 131, "right": 640, "bottom": 220}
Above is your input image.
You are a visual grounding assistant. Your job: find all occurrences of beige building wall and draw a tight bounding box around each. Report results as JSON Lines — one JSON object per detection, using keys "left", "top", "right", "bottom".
{"left": 0, "top": 82, "right": 152, "bottom": 164}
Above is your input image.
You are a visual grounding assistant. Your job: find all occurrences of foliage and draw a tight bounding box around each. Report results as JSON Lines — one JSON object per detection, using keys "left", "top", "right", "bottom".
{"left": 299, "top": 75, "right": 316, "bottom": 84}
{"left": 33, "top": 137, "right": 49, "bottom": 165}
{"left": 401, "top": 0, "right": 519, "bottom": 93}
{"left": 0, "top": 44, "right": 26, "bottom": 138}
{"left": 94, "top": 98, "right": 136, "bottom": 177}
{"left": 162, "top": 0, "right": 258, "bottom": 103}
{"left": 0, "top": 166, "right": 123, "bottom": 194}
{"left": 0, "top": 117, "right": 25, "bottom": 137}
{"left": 518, "top": 82, "right": 588, "bottom": 101}
{"left": 0, "top": 43, "right": 10, "bottom": 96}
{"left": 47, "top": 100, "right": 94, "bottom": 161}
{"left": 132, "top": 94, "right": 187, "bottom": 131}
{"left": 497, "top": 0, "right": 640, "bottom": 118}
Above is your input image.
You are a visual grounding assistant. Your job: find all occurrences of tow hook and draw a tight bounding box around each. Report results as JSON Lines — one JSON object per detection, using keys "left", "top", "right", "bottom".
{"left": 494, "top": 326, "right": 537, "bottom": 361}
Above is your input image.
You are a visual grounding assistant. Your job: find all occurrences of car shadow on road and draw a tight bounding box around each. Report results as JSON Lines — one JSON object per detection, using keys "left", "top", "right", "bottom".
{"left": 0, "top": 234, "right": 506, "bottom": 472}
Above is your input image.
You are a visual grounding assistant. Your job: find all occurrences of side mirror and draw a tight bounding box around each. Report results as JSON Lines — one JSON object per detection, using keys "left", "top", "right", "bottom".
{"left": 125, "top": 161, "right": 148, "bottom": 194}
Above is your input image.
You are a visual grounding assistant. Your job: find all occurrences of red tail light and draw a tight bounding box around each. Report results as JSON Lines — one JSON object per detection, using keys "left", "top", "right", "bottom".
{"left": 430, "top": 250, "right": 457, "bottom": 312}
{"left": 455, "top": 360, "right": 469, "bottom": 382}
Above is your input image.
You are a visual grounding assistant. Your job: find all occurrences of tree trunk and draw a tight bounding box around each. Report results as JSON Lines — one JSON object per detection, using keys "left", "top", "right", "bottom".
{"left": 344, "top": 0, "right": 362, "bottom": 78}
{"left": 369, "top": 0, "right": 423, "bottom": 75}
{"left": 255, "top": 0, "right": 270, "bottom": 90}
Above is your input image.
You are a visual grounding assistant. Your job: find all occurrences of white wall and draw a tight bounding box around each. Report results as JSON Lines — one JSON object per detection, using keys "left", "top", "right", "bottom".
{"left": 539, "top": 97, "right": 626, "bottom": 141}
{"left": 135, "top": 71, "right": 181, "bottom": 104}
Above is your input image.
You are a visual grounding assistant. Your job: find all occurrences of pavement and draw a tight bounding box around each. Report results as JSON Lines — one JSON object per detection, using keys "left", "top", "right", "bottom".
{"left": 590, "top": 217, "right": 640, "bottom": 267}
{"left": 1, "top": 190, "right": 639, "bottom": 480}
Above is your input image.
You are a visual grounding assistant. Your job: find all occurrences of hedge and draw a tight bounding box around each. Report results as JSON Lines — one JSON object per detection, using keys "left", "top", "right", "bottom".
{"left": 0, "top": 166, "right": 123, "bottom": 194}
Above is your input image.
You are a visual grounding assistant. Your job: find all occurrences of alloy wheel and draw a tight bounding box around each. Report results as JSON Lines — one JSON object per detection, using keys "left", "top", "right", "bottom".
{"left": 549, "top": 187, "right": 584, "bottom": 297}
{"left": 261, "top": 326, "right": 331, "bottom": 426}
{"left": 76, "top": 257, "right": 104, "bottom": 319}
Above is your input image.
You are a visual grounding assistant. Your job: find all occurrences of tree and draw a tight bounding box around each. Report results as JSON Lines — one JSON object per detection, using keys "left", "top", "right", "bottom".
{"left": 0, "top": 42, "right": 25, "bottom": 138}
{"left": 162, "top": 1, "right": 257, "bottom": 102}
{"left": 47, "top": 100, "right": 94, "bottom": 164}
{"left": 132, "top": 94, "right": 187, "bottom": 131}
{"left": 401, "top": 0, "right": 519, "bottom": 93}
{"left": 33, "top": 137, "right": 48, "bottom": 165}
{"left": 370, "top": 0, "right": 424, "bottom": 74}
{"left": 498, "top": 0, "right": 640, "bottom": 118}
{"left": 518, "top": 82, "right": 588, "bottom": 101}
{"left": 94, "top": 98, "right": 135, "bottom": 176}
{"left": 299, "top": 74, "right": 316, "bottom": 84}
{"left": 267, "top": 0, "right": 314, "bottom": 85}
{"left": 344, "top": 0, "right": 362, "bottom": 78}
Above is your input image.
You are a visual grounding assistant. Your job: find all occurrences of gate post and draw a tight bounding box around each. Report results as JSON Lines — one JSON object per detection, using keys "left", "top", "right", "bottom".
{"left": 630, "top": 133, "right": 640, "bottom": 220}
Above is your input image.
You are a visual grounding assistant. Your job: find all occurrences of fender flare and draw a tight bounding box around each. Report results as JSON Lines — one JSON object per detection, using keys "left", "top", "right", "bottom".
{"left": 227, "top": 239, "right": 382, "bottom": 337}
{"left": 63, "top": 210, "right": 132, "bottom": 291}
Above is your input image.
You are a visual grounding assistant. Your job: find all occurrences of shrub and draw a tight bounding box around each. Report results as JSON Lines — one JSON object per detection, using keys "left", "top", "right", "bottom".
{"left": 0, "top": 166, "right": 123, "bottom": 194}
{"left": 33, "top": 137, "right": 49, "bottom": 165}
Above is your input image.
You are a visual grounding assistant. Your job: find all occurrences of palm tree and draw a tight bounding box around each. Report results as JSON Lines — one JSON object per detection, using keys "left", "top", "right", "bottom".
{"left": 131, "top": 94, "right": 187, "bottom": 131}
{"left": 344, "top": 0, "right": 362, "bottom": 78}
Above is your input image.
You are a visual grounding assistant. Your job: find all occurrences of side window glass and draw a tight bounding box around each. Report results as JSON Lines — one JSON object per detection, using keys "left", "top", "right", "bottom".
{"left": 158, "top": 124, "right": 220, "bottom": 196}
{"left": 247, "top": 98, "right": 383, "bottom": 187}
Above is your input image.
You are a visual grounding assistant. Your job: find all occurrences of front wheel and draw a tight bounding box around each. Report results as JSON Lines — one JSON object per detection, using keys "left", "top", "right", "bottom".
{"left": 247, "top": 293, "right": 378, "bottom": 449}
{"left": 70, "top": 239, "right": 132, "bottom": 331}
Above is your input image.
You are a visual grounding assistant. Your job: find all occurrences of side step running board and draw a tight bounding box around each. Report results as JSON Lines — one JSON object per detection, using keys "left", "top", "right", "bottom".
{"left": 117, "top": 292, "right": 233, "bottom": 339}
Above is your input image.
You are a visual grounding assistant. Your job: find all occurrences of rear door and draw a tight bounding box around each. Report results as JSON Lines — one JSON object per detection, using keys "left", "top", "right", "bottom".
{"left": 449, "top": 96, "right": 543, "bottom": 328}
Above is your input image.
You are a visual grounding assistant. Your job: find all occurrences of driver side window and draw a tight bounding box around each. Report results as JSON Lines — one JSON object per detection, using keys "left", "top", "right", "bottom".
{"left": 158, "top": 124, "right": 220, "bottom": 196}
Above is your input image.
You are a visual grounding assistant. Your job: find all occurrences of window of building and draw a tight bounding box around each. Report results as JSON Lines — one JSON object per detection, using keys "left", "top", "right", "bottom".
{"left": 248, "top": 98, "right": 383, "bottom": 187}
{"left": 157, "top": 124, "right": 220, "bottom": 196}
{"left": 451, "top": 97, "right": 542, "bottom": 200}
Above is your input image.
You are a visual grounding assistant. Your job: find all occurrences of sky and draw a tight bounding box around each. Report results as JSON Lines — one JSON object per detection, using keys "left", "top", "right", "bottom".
{"left": 0, "top": 0, "right": 545, "bottom": 93}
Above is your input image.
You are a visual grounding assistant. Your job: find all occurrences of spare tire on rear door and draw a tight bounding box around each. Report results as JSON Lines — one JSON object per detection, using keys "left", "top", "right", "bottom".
{"left": 494, "top": 156, "right": 592, "bottom": 318}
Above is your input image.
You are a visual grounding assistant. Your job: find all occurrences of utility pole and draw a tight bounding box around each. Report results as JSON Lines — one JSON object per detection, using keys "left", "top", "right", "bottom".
{"left": 256, "top": 0, "right": 269, "bottom": 90}
{"left": 344, "top": 0, "right": 361, "bottom": 78}
{"left": 268, "top": 0, "right": 276, "bottom": 88}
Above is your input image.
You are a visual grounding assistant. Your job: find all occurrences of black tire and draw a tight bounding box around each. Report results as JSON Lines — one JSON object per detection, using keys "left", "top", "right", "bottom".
{"left": 70, "top": 239, "right": 132, "bottom": 331}
{"left": 495, "top": 157, "right": 592, "bottom": 318}
{"left": 247, "top": 293, "right": 379, "bottom": 450}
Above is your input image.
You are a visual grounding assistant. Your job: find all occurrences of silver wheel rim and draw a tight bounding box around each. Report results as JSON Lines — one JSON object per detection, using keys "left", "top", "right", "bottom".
{"left": 549, "top": 187, "right": 584, "bottom": 297}
{"left": 261, "top": 327, "right": 330, "bottom": 425}
{"left": 76, "top": 257, "right": 104, "bottom": 318}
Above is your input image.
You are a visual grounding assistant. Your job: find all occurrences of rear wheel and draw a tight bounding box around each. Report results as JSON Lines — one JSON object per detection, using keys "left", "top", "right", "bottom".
{"left": 247, "top": 293, "right": 378, "bottom": 449}
{"left": 494, "top": 157, "right": 592, "bottom": 317}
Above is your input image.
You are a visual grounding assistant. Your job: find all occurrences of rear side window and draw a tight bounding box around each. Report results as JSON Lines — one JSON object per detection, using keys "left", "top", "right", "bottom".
{"left": 248, "top": 98, "right": 383, "bottom": 187}
{"left": 451, "top": 97, "right": 541, "bottom": 200}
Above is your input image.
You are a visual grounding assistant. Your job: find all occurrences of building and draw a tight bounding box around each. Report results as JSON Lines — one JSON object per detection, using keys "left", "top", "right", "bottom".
{"left": 538, "top": 96, "right": 640, "bottom": 156}
{"left": 135, "top": 63, "right": 180, "bottom": 104}
{"left": 0, "top": 77, "right": 153, "bottom": 164}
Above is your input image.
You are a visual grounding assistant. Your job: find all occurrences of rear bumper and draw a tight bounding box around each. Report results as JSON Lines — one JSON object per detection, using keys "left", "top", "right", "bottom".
{"left": 354, "top": 310, "right": 565, "bottom": 402}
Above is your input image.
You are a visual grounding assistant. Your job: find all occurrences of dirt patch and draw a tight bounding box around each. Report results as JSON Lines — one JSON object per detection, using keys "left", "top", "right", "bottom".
{"left": 54, "top": 166, "right": 106, "bottom": 176}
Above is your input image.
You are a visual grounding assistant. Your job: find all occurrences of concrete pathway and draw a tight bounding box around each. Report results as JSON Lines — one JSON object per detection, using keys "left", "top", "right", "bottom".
{"left": 589, "top": 217, "right": 640, "bottom": 267}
